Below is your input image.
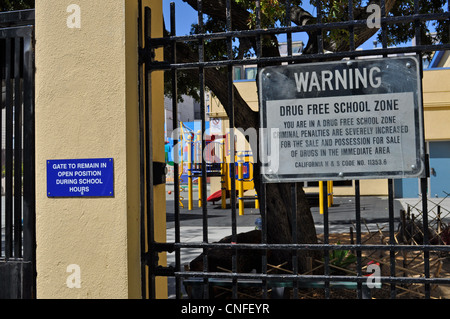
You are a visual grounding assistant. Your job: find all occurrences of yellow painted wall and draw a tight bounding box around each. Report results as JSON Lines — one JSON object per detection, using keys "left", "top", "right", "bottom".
{"left": 145, "top": 0, "right": 168, "bottom": 300}
{"left": 235, "top": 81, "right": 259, "bottom": 111}
{"left": 208, "top": 81, "right": 258, "bottom": 117}
{"left": 422, "top": 68, "right": 450, "bottom": 141}
{"left": 207, "top": 92, "right": 227, "bottom": 118}
{"left": 35, "top": 0, "right": 164, "bottom": 299}
{"left": 304, "top": 179, "right": 388, "bottom": 196}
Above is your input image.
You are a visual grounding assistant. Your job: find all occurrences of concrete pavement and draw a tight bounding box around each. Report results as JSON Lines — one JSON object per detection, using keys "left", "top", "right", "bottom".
{"left": 164, "top": 184, "right": 449, "bottom": 284}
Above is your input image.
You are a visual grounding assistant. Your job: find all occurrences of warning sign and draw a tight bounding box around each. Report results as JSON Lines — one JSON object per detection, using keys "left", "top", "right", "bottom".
{"left": 259, "top": 56, "right": 425, "bottom": 182}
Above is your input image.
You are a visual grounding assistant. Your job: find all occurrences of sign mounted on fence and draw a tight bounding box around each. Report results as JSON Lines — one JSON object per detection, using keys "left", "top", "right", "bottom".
{"left": 259, "top": 56, "right": 425, "bottom": 182}
{"left": 47, "top": 158, "right": 114, "bottom": 197}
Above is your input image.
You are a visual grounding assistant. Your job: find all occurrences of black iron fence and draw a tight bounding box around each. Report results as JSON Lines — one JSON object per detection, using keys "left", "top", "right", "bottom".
{"left": 0, "top": 9, "right": 35, "bottom": 299}
{"left": 140, "top": 0, "right": 450, "bottom": 299}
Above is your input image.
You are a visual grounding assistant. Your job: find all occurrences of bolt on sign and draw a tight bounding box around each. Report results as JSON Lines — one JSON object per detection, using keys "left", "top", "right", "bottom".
{"left": 259, "top": 56, "right": 425, "bottom": 182}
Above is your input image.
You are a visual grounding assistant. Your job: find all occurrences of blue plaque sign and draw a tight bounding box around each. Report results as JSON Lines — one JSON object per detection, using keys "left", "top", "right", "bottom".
{"left": 47, "top": 158, "right": 114, "bottom": 197}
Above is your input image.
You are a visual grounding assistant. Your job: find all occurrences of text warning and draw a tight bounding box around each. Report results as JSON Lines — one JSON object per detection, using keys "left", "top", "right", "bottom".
{"left": 47, "top": 158, "right": 114, "bottom": 197}
{"left": 259, "top": 56, "right": 425, "bottom": 182}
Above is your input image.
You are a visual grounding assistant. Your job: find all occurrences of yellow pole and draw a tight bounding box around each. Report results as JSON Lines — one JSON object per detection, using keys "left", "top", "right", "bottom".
{"left": 255, "top": 193, "right": 259, "bottom": 209}
{"left": 198, "top": 174, "right": 202, "bottom": 207}
{"left": 327, "top": 181, "right": 333, "bottom": 207}
{"left": 195, "top": 130, "right": 202, "bottom": 208}
{"left": 187, "top": 134, "right": 193, "bottom": 211}
{"left": 238, "top": 158, "right": 244, "bottom": 216}
{"left": 179, "top": 122, "right": 184, "bottom": 208}
{"left": 221, "top": 140, "right": 227, "bottom": 209}
{"left": 319, "top": 181, "right": 324, "bottom": 215}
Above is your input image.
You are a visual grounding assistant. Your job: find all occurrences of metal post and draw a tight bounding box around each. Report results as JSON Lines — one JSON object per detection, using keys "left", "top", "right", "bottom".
{"left": 238, "top": 156, "right": 244, "bottom": 216}
{"left": 319, "top": 181, "right": 324, "bottom": 215}
{"left": 327, "top": 181, "right": 333, "bottom": 207}
{"left": 179, "top": 123, "right": 185, "bottom": 209}
{"left": 188, "top": 134, "right": 193, "bottom": 211}
{"left": 220, "top": 140, "right": 227, "bottom": 209}
{"left": 197, "top": 130, "right": 203, "bottom": 208}
{"left": 198, "top": 170, "right": 202, "bottom": 208}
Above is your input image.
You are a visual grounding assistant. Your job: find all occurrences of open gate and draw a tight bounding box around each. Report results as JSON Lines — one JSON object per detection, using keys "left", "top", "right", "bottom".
{"left": 139, "top": 1, "right": 450, "bottom": 299}
{"left": 0, "top": 9, "right": 36, "bottom": 299}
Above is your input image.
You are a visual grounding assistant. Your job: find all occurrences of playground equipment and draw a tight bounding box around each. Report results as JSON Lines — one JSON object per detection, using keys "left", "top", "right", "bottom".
{"left": 169, "top": 122, "right": 331, "bottom": 215}
{"left": 319, "top": 181, "right": 334, "bottom": 214}
{"left": 174, "top": 124, "right": 258, "bottom": 215}
{"left": 235, "top": 150, "right": 258, "bottom": 215}
{"left": 169, "top": 121, "right": 332, "bottom": 215}
{"left": 177, "top": 122, "right": 192, "bottom": 209}
{"left": 189, "top": 130, "right": 223, "bottom": 210}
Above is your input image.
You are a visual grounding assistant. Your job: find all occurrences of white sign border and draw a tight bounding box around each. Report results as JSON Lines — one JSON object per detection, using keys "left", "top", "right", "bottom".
{"left": 259, "top": 56, "right": 426, "bottom": 183}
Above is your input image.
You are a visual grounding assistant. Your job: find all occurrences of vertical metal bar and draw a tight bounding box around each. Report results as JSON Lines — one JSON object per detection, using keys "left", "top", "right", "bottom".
{"left": 421, "top": 176, "right": 430, "bottom": 298}
{"left": 417, "top": 47, "right": 430, "bottom": 298}
{"left": 255, "top": 0, "right": 262, "bottom": 58}
{"left": 291, "top": 183, "right": 298, "bottom": 299}
{"left": 226, "top": 46, "right": 235, "bottom": 256}
{"left": 21, "top": 26, "right": 36, "bottom": 299}
{"left": 355, "top": 180, "right": 362, "bottom": 299}
{"left": 170, "top": 1, "right": 182, "bottom": 300}
{"left": 388, "top": 179, "right": 396, "bottom": 298}
{"left": 322, "top": 180, "right": 329, "bottom": 298}
{"left": 285, "top": 0, "right": 292, "bottom": 58}
{"left": 380, "top": 0, "right": 387, "bottom": 50}
{"left": 196, "top": 0, "right": 209, "bottom": 298}
{"left": 0, "top": 38, "right": 3, "bottom": 259}
{"left": 287, "top": 8, "right": 297, "bottom": 296}
{"left": 137, "top": 0, "right": 147, "bottom": 299}
{"left": 315, "top": 0, "right": 323, "bottom": 54}
{"left": 144, "top": 6, "right": 156, "bottom": 299}
{"left": 284, "top": 11, "right": 295, "bottom": 295}
{"left": 413, "top": 0, "right": 421, "bottom": 46}
{"left": 254, "top": 0, "right": 268, "bottom": 299}
{"left": 4, "top": 37, "right": 13, "bottom": 259}
{"left": 13, "top": 36, "right": 22, "bottom": 258}
{"left": 225, "top": 0, "right": 238, "bottom": 299}
{"left": 260, "top": 182, "right": 268, "bottom": 299}
{"left": 348, "top": 0, "right": 355, "bottom": 51}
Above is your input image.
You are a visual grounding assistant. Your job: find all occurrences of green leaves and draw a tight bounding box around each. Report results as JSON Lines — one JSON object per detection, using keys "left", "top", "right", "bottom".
{"left": 0, "top": 0, "right": 34, "bottom": 12}
{"left": 236, "top": 0, "right": 304, "bottom": 28}
{"left": 328, "top": 241, "right": 357, "bottom": 274}
{"left": 384, "top": 0, "right": 448, "bottom": 47}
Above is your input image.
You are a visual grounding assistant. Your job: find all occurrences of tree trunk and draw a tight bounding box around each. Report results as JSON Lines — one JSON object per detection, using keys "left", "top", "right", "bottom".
{"left": 264, "top": 182, "right": 321, "bottom": 273}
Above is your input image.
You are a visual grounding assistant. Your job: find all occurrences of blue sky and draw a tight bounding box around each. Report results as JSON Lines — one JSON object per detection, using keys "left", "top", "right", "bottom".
{"left": 162, "top": 0, "right": 389, "bottom": 51}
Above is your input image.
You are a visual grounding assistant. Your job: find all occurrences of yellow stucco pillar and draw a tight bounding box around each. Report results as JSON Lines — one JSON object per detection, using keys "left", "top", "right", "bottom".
{"left": 34, "top": 0, "right": 164, "bottom": 298}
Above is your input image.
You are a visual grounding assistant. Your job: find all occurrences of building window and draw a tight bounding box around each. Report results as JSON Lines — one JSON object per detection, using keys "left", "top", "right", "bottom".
{"left": 245, "top": 67, "right": 257, "bottom": 80}
{"left": 234, "top": 67, "right": 242, "bottom": 80}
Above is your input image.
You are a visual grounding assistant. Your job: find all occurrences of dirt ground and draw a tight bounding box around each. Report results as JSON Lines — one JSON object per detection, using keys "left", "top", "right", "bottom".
{"left": 207, "top": 231, "right": 450, "bottom": 299}
{"left": 185, "top": 227, "right": 450, "bottom": 299}
{"left": 311, "top": 231, "right": 450, "bottom": 299}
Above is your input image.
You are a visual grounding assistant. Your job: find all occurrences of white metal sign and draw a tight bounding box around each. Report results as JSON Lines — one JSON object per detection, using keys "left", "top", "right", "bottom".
{"left": 259, "top": 56, "right": 425, "bottom": 182}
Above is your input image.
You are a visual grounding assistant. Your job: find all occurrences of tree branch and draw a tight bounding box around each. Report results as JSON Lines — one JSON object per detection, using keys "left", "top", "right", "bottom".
{"left": 164, "top": 40, "right": 258, "bottom": 132}
{"left": 182, "top": 0, "right": 251, "bottom": 31}
{"left": 301, "top": 0, "right": 397, "bottom": 54}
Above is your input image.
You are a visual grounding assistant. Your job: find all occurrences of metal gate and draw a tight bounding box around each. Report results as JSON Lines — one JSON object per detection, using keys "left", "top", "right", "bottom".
{"left": 0, "top": 9, "right": 36, "bottom": 299}
{"left": 139, "top": 1, "right": 450, "bottom": 299}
